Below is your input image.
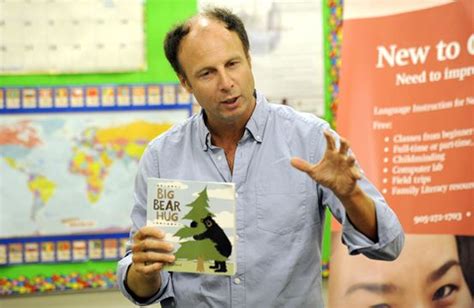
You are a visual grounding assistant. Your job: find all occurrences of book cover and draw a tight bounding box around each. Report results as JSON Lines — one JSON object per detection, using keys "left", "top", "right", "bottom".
{"left": 147, "top": 178, "right": 236, "bottom": 275}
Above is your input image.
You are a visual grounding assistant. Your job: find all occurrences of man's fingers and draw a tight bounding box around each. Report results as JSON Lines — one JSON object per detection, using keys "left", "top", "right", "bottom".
{"left": 347, "top": 156, "right": 355, "bottom": 166}
{"left": 138, "top": 262, "right": 163, "bottom": 275}
{"left": 290, "top": 157, "right": 313, "bottom": 173}
{"left": 351, "top": 167, "right": 362, "bottom": 180}
{"left": 339, "top": 138, "right": 350, "bottom": 155}
{"left": 130, "top": 226, "right": 176, "bottom": 277}
{"left": 134, "top": 226, "right": 165, "bottom": 241}
{"left": 323, "top": 131, "right": 336, "bottom": 151}
{"left": 133, "top": 238, "right": 174, "bottom": 254}
{"left": 132, "top": 250, "right": 176, "bottom": 276}
{"left": 144, "top": 261, "right": 166, "bottom": 272}
{"left": 133, "top": 251, "right": 176, "bottom": 265}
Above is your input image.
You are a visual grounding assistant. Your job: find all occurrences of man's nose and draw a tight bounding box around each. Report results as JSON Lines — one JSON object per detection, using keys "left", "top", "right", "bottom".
{"left": 218, "top": 70, "right": 234, "bottom": 91}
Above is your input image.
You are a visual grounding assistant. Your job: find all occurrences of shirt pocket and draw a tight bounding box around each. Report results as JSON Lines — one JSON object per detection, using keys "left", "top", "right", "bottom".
{"left": 255, "top": 158, "right": 308, "bottom": 235}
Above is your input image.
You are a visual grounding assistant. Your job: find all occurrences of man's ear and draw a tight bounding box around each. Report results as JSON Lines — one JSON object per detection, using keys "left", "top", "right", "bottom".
{"left": 178, "top": 74, "right": 192, "bottom": 93}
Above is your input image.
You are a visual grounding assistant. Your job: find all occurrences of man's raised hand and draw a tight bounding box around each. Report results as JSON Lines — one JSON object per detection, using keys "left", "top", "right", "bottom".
{"left": 290, "top": 130, "right": 361, "bottom": 198}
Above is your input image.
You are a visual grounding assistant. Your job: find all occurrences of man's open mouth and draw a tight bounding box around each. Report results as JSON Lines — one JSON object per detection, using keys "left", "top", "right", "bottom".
{"left": 221, "top": 96, "right": 239, "bottom": 104}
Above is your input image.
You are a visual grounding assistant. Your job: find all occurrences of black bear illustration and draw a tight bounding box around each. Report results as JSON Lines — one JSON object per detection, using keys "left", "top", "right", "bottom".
{"left": 193, "top": 215, "right": 232, "bottom": 272}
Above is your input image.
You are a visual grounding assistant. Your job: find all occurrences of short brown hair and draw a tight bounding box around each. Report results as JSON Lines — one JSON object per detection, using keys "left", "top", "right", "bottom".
{"left": 163, "top": 7, "right": 250, "bottom": 78}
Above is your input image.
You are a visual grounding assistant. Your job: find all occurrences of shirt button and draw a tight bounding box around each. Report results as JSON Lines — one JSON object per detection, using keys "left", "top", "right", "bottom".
{"left": 217, "top": 156, "right": 222, "bottom": 160}
{"left": 234, "top": 277, "right": 241, "bottom": 284}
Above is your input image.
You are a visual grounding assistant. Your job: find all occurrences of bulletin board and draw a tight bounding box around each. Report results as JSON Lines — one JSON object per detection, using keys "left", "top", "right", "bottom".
{"left": 0, "top": 0, "right": 197, "bottom": 296}
{"left": 0, "top": 0, "right": 146, "bottom": 74}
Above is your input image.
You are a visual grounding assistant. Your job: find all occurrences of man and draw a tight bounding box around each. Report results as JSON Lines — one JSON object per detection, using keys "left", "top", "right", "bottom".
{"left": 117, "top": 7, "right": 404, "bottom": 307}
{"left": 329, "top": 233, "right": 473, "bottom": 307}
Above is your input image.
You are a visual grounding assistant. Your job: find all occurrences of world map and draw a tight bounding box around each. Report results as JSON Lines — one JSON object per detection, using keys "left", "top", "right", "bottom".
{"left": 0, "top": 111, "right": 187, "bottom": 238}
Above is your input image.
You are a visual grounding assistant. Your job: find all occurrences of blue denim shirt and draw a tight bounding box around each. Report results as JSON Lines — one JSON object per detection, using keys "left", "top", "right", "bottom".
{"left": 117, "top": 92, "right": 404, "bottom": 307}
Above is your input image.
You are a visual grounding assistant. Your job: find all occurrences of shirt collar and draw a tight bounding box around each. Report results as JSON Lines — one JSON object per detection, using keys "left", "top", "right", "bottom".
{"left": 197, "top": 90, "right": 269, "bottom": 151}
{"left": 245, "top": 90, "right": 268, "bottom": 143}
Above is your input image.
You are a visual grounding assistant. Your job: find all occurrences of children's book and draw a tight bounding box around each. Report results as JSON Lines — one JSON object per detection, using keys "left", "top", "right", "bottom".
{"left": 147, "top": 178, "right": 236, "bottom": 275}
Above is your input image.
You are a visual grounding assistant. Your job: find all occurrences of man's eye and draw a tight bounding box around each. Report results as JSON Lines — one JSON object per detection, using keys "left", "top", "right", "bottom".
{"left": 432, "top": 284, "right": 458, "bottom": 301}
{"left": 370, "top": 304, "right": 391, "bottom": 308}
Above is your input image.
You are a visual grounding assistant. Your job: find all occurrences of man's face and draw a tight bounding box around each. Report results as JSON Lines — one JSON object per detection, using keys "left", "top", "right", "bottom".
{"left": 329, "top": 234, "right": 472, "bottom": 308}
{"left": 177, "top": 18, "right": 256, "bottom": 129}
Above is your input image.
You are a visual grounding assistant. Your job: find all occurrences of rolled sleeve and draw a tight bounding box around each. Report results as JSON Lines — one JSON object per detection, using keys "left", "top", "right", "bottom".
{"left": 341, "top": 198, "right": 405, "bottom": 260}
{"left": 324, "top": 175, "right": 404, "bottom": 261}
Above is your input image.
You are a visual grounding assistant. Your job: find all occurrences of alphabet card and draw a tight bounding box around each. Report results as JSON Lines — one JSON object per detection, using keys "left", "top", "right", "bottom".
{"left": 146, "top": 178, "right": 236, "bottom": 275}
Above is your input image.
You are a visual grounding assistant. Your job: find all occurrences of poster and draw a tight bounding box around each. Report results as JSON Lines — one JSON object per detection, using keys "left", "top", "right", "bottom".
{"left": 329, "top": 231, "right": 474, "bottom": 307}
{"left": 337, "top": 0, "right": 473, "bottom": 234}
{"left": 330, "top": 1, "right": 473, "bottom": 306}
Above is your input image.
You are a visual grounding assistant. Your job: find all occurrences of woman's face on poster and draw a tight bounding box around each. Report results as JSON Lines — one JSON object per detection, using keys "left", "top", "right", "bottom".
{"left": 329, "top": 234, "right": 472, "bottom": 308}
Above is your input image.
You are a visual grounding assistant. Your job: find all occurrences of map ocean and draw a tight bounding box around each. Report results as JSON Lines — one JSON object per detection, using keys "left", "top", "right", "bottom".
{"left": 0, "top": 111, "right": 184, "bottom": 238}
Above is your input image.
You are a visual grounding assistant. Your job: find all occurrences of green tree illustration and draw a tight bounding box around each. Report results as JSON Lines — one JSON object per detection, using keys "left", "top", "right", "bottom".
{"left": 173, "top": 187, "right": 224, "bottom": 272}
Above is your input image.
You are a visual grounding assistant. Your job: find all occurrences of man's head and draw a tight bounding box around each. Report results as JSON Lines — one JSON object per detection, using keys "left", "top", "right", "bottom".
{"left": 163, "top": 7, "right": 256, "bottom": 129}
{"left": 329, "top": 233, "right": 473, "bottom": 307}
{"left": 164, "top": 7, "right": 250, "bottom": 80}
